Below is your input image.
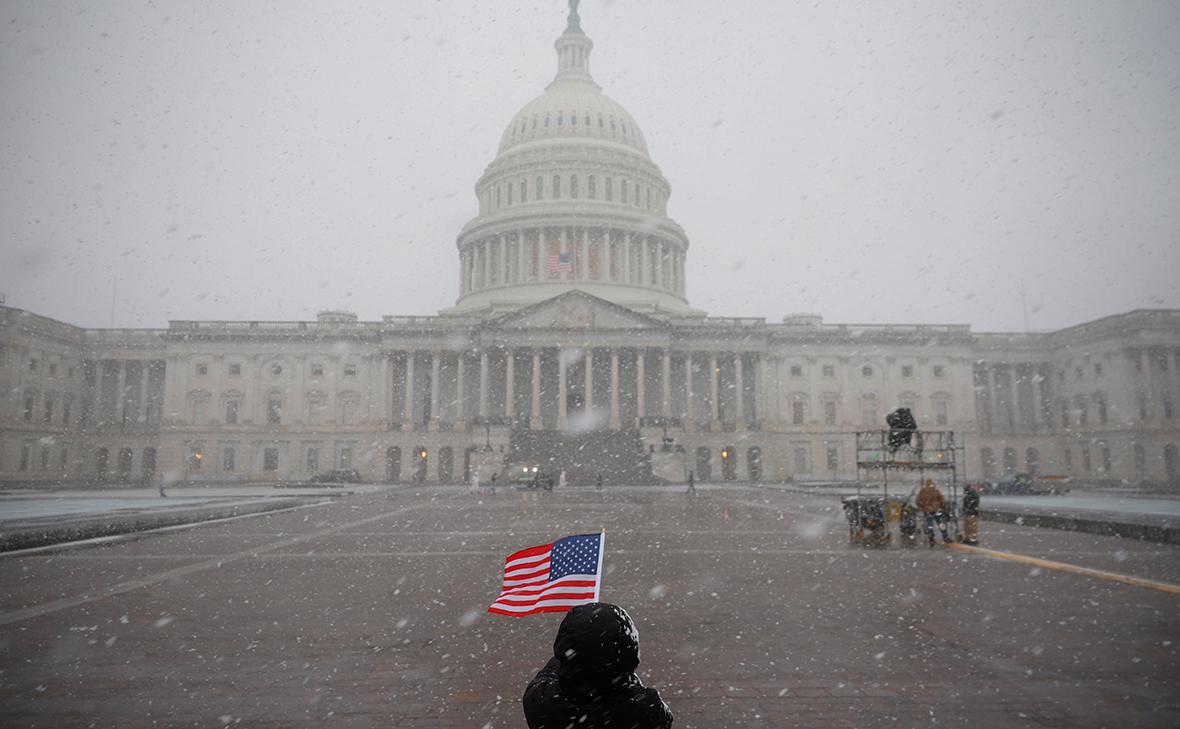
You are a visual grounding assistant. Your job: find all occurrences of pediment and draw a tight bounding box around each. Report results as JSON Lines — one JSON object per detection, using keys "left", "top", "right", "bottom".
{"left": 486, "top": 291, "right": 668, "bottom": 331}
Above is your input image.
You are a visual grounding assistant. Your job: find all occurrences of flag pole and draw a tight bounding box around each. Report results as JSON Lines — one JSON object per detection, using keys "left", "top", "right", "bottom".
{"left": 594, "top": 529, "right": 605, "bottom": 602}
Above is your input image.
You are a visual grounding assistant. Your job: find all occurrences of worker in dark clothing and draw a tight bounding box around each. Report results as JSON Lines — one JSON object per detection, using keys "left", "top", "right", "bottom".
{"left": 523, "top": 602, "right": 673, "bottom": 729}
{"left": 963, "top": 483, "right": 981, "bottom": 545}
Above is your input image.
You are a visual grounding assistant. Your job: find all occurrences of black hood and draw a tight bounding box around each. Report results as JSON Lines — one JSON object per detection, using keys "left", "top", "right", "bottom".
{"left": 553, "top": 603, "right": 641, "bottom": 692}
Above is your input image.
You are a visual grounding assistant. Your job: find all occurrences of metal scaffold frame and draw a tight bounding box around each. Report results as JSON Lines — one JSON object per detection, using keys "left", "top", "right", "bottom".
{"left": 853, "top": 429, "right": 964, "bottom": 541}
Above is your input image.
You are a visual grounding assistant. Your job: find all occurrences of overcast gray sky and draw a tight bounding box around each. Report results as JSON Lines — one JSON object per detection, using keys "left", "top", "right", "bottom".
{"left": 2, "top": 0, "right": 1178, "bottom": 332}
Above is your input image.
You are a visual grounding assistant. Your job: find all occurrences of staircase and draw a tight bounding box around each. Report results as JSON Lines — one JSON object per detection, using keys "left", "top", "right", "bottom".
{"left": 507, "top": 428, "right": 653, "bottom": 485}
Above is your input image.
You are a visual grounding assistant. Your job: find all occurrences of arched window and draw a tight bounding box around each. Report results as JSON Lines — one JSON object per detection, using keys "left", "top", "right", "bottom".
{"left": 520, "top": 180, "right": 527, "bottom": 203}
{"left": 605, "top": 177, "right": 613, "bottom": 201}
{"left": 570, "top": 175, "right": 579, "bottom": 199}
{"left": 536, "top": 176, "right": 544, "bottom": 200}
{"left": 506, "top": 182, "right": 513, "bottom": 206}
{"left": 620, "top": 179, "right": 628, "bottom": 202}
{"left": 570, "top": 110, "right": 577, "bottom": 126}
{"left": 553, "top": 175, "right": 561, "bottom": 199}
{"left": 588, "top": 175, "right": 596, "bottom": 199}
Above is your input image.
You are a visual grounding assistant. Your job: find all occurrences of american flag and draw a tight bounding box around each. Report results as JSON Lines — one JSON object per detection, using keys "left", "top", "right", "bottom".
{"left": 487, "top": 533, "right": 604, "bottom": 617}
{"left": 545, "top": 252, "right": 573, "bottom": 275}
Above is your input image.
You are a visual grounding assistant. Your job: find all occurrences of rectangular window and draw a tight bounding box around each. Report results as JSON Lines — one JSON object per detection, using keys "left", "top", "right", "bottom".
{"left": 225, "top": 400, "right": 239, "bottom": 425}
{"left": 59, "top": 448, "right": 68, "bottom": 469}
{"left": 229, "top": 363, "right": 242, "bottom": 376}
{"left": 822, "top": 365, "right": 834, "bottom": 378}
{"left": 1063, "top": 448, "right": 1073, "bottom": 471}
{"left": 792, "top": 401, "right": 805, "bottom": 425}
{"left": 49, "top": 362, "right": 57, "bottom": 376}
{"left": 826, "top": 447, "right": 839, "bottom": 472}
{"left": 20, "top": 446, "right": 30, "bottom": 471}
{"left": 824, "top": 401, "right": 837, "bottom": 426}
{"left": 311, "top": 363, "right": 324, "bottom": 376}
{"left": 192, "top": 398, "right": 207, "bottom": 425}
{"left": 340, "top": 447, "right": 353, "bottom": 469}
{"left": 605, "top": 177, "right": 612, "bottom": 201}
{"left": 62, "top": 399, "right": 71, "bottom": 425}
{"left": 343, "top": 364, "right": 357, "bottom": 377}
{"left": 1165, "top": 398, "right": 1175, "bottom": 420}
{"left": 264, "top": 448, "right": 279, "bottom": 471}
{"left": 901, "top": 365, "right": 913, "bottom": 378}
{"left": 1101, "top": 447, "right": 1112, "bottom": 473}
{"left": 223, "top": 448, "right": 236, "bottom": 472}
{"left": 40, "top": 448, "right": 50, "bottom": 470}
{"left": 306, "top": 448, "right": 319, "bottom": 473}
{"left": 341, "top": 398, "right": 356, "bottom": 425}
{"left": 1094, "top": 363, "right": 1103, "bottom": 376}
{"left": 196, "top": 363, "right": 208, "bottom": 376}
{"left": 933, "top": 365, "right": 945, "bottom": 378}
{"left": 935, "top": 400, "right": 949, "bottom": 426}
{"left": 23, "top": 394, "right": 34, "bottom": 422}
{"left": 1082, "top": 447, "right": 1092, "bottom": 472}
{"left": 29, "top": 359, "right": 38, "bottom": 372}
{"left": 793, "top": 447, "right": 809, "bottom": 474}
{"left": 267, "top": 394, "right": 282, "bottom": 424}
{"left": 790, "top": 365, "right": 803, "bottom": 377}
{"left": 43, "top": 397, "right": 54, "bottom": 424}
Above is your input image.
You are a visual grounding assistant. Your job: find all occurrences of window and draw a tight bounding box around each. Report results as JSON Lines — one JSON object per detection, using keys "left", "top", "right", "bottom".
{"left": 1138, "top": 394, "right": 1148, "bottom": 420}
{"left": 271, "top": 364, "right": 283, "bottom": 376}
{"left": 306, "top": 448, "right": 319, "bottom": 473}
{"left": 1096, "top": 394, "right": 1108, "bottom": 424}
{"left": 822, "top": 365, "right": 834, "bottom": 378}
{"left": 901, "top": 365, "right": 913, "bottom": 378}
{"left": 506, "top": 181, "right": 513, "bottom": 205}
{"left": 1165, "top": 397, "right": 1175, "bottom": 420}
{"left": 225, "top": 399, "right": 239, "bottom": 425}
{"left": 311, "top": 363, "right": 324, "bottom": 377}
{"left": 605, "top": 177, "right": 612, "bottom": 201}
{"left": 792, "top": 400, "right": 805, "bottom": 425}
{"left": 793, "top": 447, "right": 809, "bottom": 474}
{"left": 570, "top": 174, "right": 578, "bottom": 198}
{"left": 1082, "top": 447, "right": 1092, "bottom": 472}
{"left": 520, "top": 179, "right": 527, "bottom": 203}
{"left": 48, "top": 362, "right": 57, "bottom": 376}
{"left": 307, "top": 394, "right": 326, "bottom": 425}
{"left": 62, "top": 396, "right": 72, "bottom": 426}
{"left": 40, "top": 447, "right": 50, "bottom": 470}
{"left": 29, "top": 358, "right": 38, "bottom": 372}
{"left": 43, "top": 393, "right": 54, "bottom": 424}
{"left": 790, "top": 365, "right": 803, "bottom": 377}
{"left": 267, "top": 392, "right": 282, "bottom": 424}
{"left": 23, "top": 392, "right": 34, "bottom": 422}
{"left": 264, "top": 448, "right": 279, "bottom": 471}
{"left": 189, "top": 448, "right": 203, "bottom": 471}
{"left": 192, "top": 396, "right": 207, "bottom": 425}
{"left": 933, "top": 365, "right": 945, "bottom": 378}
{"left": 862, "top": 395, "right": 878, "bottom": 428}
{"left": 228, "top": 363, "right": 241, "bottom": 376}
{"left": 588, "top": 175, "right": 596, "bottom": 199}
{"left": 935, "top": 400, "right": 949, "bottom": 426}
{"left": 196, "top": 363, "right": 208, "bottom": 376}
{"left": 1094, "top": 363, "right": 1103, "bottom": 376}
{"left": 553, "top": 175, "right": 561, "bottom": 198}
{"left": 823, "top": 400, "right": 837, "bottom": 426}
{"left": 862, "top": 366, "right": 873, "bottom": 377}
{"left": 340, "top": 447, "right": 353, "bottom": 468}
{"left": 621, "top": 179, "right": 628, "bottom": 201}
{"left": 223, "top": 448, "right": 236, "bottom": 472}
{"left": 68, "top": 366, "right": 74, "bottom": 379}
{"left": 341, "top": 396, "right": 358, "bottom": 425}
{"left": 536, "top": 176, "right": 544, "bottom": 200}
{"left": 59, "top": 448, "right": 68, "bottom": 469}
{"left": 557, "top": 111, "right": 563, "bottom": 126}
{"left": 1075, "top": 366, "right": 1083, "bottom": 379}
{"left": 343, "top": 364, "right": 357, "bottom": 377}
{"left": 1063, "top": 448, "right": 1073, "bottom": 471}
{"left": 826, "top": 447, "right": 839, "bottom": 472}
{"left": 20, "top": 445, "right": 30, "bottom": 471}
{"left": 1101, "top": 446, "right": 1112, "bottom": 473}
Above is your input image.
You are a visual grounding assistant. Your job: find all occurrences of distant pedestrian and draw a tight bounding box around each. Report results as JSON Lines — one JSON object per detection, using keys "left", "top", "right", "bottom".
{"left": 490, "top": 472, "right": 498, "bottom": 495}
{"left": 963, "top": 483, "right": 981, "bottom": 545}
{"left": 523, "top": 603, "right": 673, "bottom": 729}
{"left": 687, "top": 470, "right": 695, "bottom": 495}
{"left": 916, "top": 479, "right": 950, "bottom": 547}
{"left": 558, "top": 470, "right": 567, "bottom": 489}
{"left": 471, "top": 470, "right": 480, "bottom": 494}
{"left": 158, "top": 479, "right": 167, "bottom": 498}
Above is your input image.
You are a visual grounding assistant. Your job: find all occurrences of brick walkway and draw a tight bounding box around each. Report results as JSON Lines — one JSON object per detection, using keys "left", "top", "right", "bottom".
{"left": 0, "top": 485, "right": 1177, "bottom": 727}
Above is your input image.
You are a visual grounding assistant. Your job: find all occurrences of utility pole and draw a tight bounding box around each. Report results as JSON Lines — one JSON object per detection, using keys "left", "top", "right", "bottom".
{"left": 1019, "top": 278, "right": 1029, "bottom": 333}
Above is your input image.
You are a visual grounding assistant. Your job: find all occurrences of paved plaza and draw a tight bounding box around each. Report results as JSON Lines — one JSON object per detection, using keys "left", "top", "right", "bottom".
{"left": 0, "top": 485, "right": 1178, "bottom": 728}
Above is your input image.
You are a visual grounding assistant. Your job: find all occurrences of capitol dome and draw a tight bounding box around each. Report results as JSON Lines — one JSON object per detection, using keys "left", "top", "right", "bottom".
{"left": 447, "top": 5, "right": 697, "bottom": 317}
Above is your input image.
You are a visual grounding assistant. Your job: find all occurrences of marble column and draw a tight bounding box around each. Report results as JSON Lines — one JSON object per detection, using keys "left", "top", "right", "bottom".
{"left": 585, "top": 349, "right": 594, "bottom": 418}
{"left": 709, "top": 352, "right": 720, "bottom": 431}
{"left": 610, "top": 349, "right": 621, "bottom": 429}
{"left": 382, "top": 354, "right": 393, "bottom": 428}
{"left": 505, "top": 349, "right": 515, "bottom": 420}
{"left": 479, "top": 350, "right": 489, "bottom": 421}
{"left": 684, "top": 353, "right": 695, "bottom": 432}
{"left": 986, "top": 366, "right": 998, "bottom": 433}
{"left": 115, "top": 361, "right": 127, "bottom": 426}
{"left": 531, "top": 349, "right": 542, "bottom": 430}
{"left": 138, "top": 362, "right": 149, "bottom": 425}
{"left": 558, "top": 353, "right": 568, "bottom": 429}
{"left": 455, "top": 354, "right": 466, "bottom": 432}
{"left": 661, "top": 349, "right": 672, "bottom": 418}
{"left": 735, "top": 353, "right": 745, "bottom": 431}
{"left": 1140, "top": 349, "right": 1153, "bottom": 423}
{"left": 428, "top": 351, "right": 441, "bottom": 432}
{"left": 402, "top": 352, "right": 415, "bottom": 432}
{"left": 636, "top": 348, "right": 646, "bottom": 427}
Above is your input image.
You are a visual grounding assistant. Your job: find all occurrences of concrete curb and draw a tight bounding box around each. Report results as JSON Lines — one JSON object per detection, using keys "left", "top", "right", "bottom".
{"left": 0, "top": 498, "right": 316, "bottom": 553}
{"left": 981, "top": 507, "right": 1180, "bottom": 545}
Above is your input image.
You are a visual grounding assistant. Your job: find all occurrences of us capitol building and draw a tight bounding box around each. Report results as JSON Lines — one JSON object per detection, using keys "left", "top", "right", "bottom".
{"left": 2, "top": 6, "right": 1179, "bottom": 487}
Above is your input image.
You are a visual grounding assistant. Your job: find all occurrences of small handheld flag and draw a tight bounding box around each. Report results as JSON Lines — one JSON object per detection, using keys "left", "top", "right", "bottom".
{"left": 488, "top": 532, "right": 604, "bottom": 617}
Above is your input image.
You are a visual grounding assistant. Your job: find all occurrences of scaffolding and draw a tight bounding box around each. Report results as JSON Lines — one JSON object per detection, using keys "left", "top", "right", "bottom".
{"left": 852, "top": 429, "right": 964, "bottom": 542}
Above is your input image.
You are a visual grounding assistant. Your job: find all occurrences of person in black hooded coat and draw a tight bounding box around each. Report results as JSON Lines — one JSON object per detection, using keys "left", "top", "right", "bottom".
{"left": 523, "top": 602, "right": 673, "bottom": 729}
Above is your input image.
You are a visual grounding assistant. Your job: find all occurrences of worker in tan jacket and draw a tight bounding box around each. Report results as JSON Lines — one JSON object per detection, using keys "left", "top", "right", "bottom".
{"left": 916, "top": 480, "right": 951, "bottom": 547}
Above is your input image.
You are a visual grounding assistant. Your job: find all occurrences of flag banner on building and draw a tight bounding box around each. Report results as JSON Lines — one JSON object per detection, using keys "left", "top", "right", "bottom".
{"left": 545, "top": 252, "right": 573, "bottom": 274}
{"left": 488, "top": 532, "right": 604, "bottom": 617}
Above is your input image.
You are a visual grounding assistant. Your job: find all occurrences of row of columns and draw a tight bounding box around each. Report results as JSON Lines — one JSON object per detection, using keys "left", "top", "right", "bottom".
{"left": 460, "top": 228, "right": 685, "bottom": 297}
{"left": 1135, "top": 347, "right": 1180, "bottom": 423}
{"left": 389, "top": 348, "right": 755, "bottom": 432}
{"left": 978, "top": 362, "right": 1050, "bottom": 434}
{"left": 88, "top": 359, "right": 161, "bottom": 429}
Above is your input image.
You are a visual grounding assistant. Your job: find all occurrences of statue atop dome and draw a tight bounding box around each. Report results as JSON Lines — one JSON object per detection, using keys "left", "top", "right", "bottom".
{"left": 565, "top": 0, "right": 582, "bottom": 34}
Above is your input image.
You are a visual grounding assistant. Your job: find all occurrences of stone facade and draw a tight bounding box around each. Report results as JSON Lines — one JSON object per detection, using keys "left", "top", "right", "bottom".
{"left": 3, "top": 9, "right": 1178, "bottom": 487}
